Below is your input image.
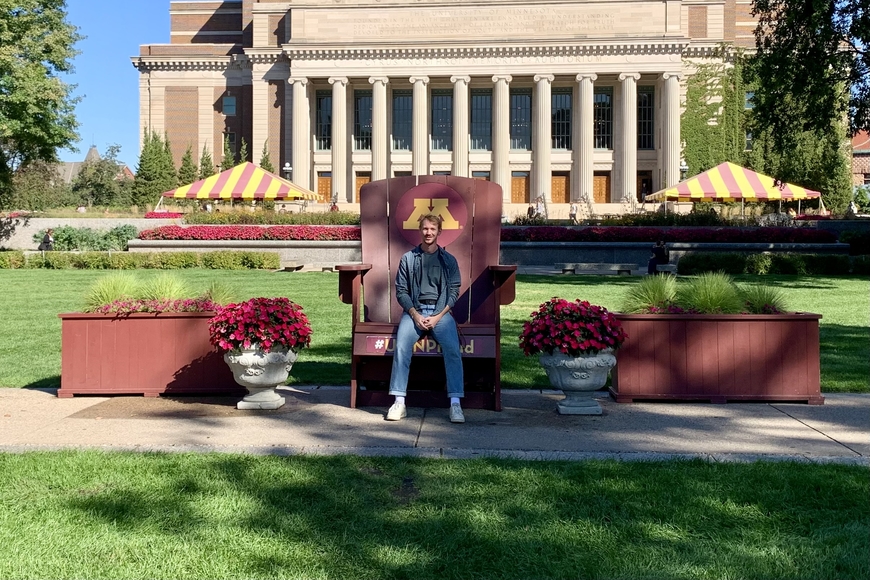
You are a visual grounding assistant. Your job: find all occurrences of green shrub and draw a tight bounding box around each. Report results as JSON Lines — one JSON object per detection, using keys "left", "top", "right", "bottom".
{"left": 850, "top": 255, "right": 870, "bottom": 275}
{"left": 768, "top": 254, "right": 807, "bottom": 275}
{"left": 108, "top": 253, "right": 144, "bottom": 270}
{"left": 199, "top": 251, "right": 278, "bottom": 270}
{"left": 70, "top": 252, "right": 112, "bottom": 269}
{"left": 801, "top": 254, "right": 851, "bottom": 275}
{"left": 84, "top": 273, "right": 140, "bottom": 312}
{"left": 744, "top": 253, "right": 772, "bottom": 275}
{"left": 0, "top": 251, "right": 25, "bottom": 269}
{"left": 621, "top": 274, "right": 677, "bottom": 313}
{"left": 41, "top": 252, "right": 72, "bottom": 269}
{"left": 156, "top": 252, "right": 202, "bottom": 269}
{"left": 741, "top": 284, "right": 789, "bottom": 314}
{"left": 184, "top": 210, "right": 360, "bottom": 226}
{"left": 676, "top": 272, "right": 745, "bottom": 314}
{"left": 676, "top": 252, "right": 747, "bottom": 275}
{"left": 33, "top": 225, "right": 139, "bottom": 251}
{"left": 839, "top": 230, "right": 870, "bottom": 255}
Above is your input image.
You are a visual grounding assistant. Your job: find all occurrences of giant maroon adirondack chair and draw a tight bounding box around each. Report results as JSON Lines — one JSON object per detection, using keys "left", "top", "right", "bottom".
{"left": 337, "top": 175, "right": 516, "bottom": 410}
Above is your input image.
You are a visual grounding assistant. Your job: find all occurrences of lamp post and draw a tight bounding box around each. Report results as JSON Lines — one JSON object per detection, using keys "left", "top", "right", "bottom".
{"left": 679, "top": 160, "right": 689, "bottom": 181}
{"left": 282, "top": 162, "right": 292, "bottom": 181}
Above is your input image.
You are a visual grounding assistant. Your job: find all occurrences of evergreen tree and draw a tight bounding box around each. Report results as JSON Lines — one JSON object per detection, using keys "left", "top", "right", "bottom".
{"left": 238, "top": 138, "right": 249, "bottom": 164}
{"left": 220, "top": 134, "right": 235, "bottom": 171}
{"left": 161, "top": 133, "right": 178, "bottom": 189}
{"left": 131, "top": 130, "right": 177, "bottom": 208}
{"left": 259, "top": 141, "right": 275, "bottom": 173}
{"left": 198, "top": 145, "right": 215, "bottom": 180}
{"left": 178, "top": 145, "right": 198, "bottom": 185}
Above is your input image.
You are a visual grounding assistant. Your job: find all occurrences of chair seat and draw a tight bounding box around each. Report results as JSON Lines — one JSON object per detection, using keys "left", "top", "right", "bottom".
{"left": 351, "top": 323, "right": 498, "bottom": 358}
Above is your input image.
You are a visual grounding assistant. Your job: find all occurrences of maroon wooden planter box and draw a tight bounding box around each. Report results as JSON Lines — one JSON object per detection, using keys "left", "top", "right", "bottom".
{"left": 57, "top": 312, "right": 244, "bottom": 398}
{"left": 611, "top": 313, "right": 824, "bottom": 404}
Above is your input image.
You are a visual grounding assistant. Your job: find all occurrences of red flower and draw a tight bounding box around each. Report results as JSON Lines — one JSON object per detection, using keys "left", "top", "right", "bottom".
{"left": 519, "top": 297, "right": 627, "bottom": 357}
{"left": 208, "top": 297, "right": 313, "bottom": 353}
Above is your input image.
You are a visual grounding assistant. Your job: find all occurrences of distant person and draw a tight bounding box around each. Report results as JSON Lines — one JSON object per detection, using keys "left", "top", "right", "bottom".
{"left": 38, "top": 229, "right": 54, "bottom": 251}
{"left": 647, "top": 239, "right": 669, "bottom": 275}
{"left": 535, "top": 196, "right": 545, "bottom": 219}
{"left": 76, "top": 205, "right": 86, "bottom": 213}
{"left": 527, "top": 202, "right": 536, "bottom": 219}
{"left": 569, "top": 201, "right": 578, "bottom": 225}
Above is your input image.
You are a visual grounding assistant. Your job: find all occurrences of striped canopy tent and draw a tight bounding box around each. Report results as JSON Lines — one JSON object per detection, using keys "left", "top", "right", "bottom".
{"left": 647, "top": 162, "right": 821, "bottom": 203}
{"left": 162, "top": 162, "right": 318, "bottom": 200}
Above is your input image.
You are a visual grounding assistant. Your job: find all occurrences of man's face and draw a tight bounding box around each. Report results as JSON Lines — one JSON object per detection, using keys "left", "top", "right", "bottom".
{"left": 419, "top": 219, "right": 441, "bottom": 245}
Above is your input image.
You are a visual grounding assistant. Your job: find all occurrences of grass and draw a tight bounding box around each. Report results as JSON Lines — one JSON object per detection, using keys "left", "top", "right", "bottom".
{"left": 0, "top": 451, "right": 866, "bottom": 580}
{"left": 0, "top": 270, "right": 867, "bottom": 392}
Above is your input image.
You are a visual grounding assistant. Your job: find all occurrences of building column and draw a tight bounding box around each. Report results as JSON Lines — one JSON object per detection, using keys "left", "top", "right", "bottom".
{"left": 492, "top": 74, "right": 512, "bottom": 199}
{"left": 619, "top": 72, "right": 640, "bottom": 203}
{"left": 251, "top": 69, "right": 270, "bottom": 164}
{"left": 663, "top": 72, "right": 682, "bottom": 188}
{"left": 574, "top": 73, "right": 597, "bottom": 202}
{"left": 410, "top": 76, "right": 429, "bottom": 176}
{"left": 369, "top": 76, "right": 389, "bottom": 181}
{"left": 329, "top": 76, "right": 348, "bottom": 202}
{"left": 533, "top": 74, "right": 554, "bottom": 202}
{"left": 450, "top": 75, "right": 470, "bottom": 177}
{"left": 283, "top": 77, "right": 292, "bottom": 172}
{"left": 288, "top": 77, "right": 310, "bottom": 190}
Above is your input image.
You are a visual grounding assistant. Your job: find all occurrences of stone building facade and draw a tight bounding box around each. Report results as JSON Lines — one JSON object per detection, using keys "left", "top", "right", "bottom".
{"left": 132, "top": 0, "right": 756, "bottom": 214}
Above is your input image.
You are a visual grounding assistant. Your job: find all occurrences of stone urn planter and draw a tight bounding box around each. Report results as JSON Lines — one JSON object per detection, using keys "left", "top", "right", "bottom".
{"left": 224, "top": 346, "right": 298, "bottom": 410}
{"left": 539, "top": 350, "right": 617, "bottom": 415}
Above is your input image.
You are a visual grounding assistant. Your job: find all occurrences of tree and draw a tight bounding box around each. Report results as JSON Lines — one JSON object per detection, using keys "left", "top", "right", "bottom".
{"left": 220, "top": 134, "right": 235, "bottom": 171}
{"left": 161, "top": 133, "right": 177, "bottom": 190}
{"left": 8, "top": 160, "right": 73, "bottom": 210}
{"left": 71, "top": 144, "right": 130, "bottom": 207}
{"left": 751, "top": 0, "right": 869, "bottom": 146}
{"left": 198, "top": 145, "right": 214, "bottom": 180}
{"left": 131, "top": 130, "right": 176, "bottom": 208}
{"left": 0, "top": 0, "right": 81, "bottom": 210}
{"left": 259, "top": 140, "right": 275, "bottom": 173}
{"left": 682, "top": 51, "right": 853, "bottom": 213}
{"left": 177, "top": 145, "right": 198, "bottom": 185}
{"left": 238, "top": 138, "right": 248, "bottom": 164}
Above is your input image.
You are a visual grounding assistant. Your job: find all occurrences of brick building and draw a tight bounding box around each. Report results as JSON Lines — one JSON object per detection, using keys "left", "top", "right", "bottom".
{"left": 132, "top": 0, "right": 757, "bottom": 213}
{"left": 853, "top": 131, "right": 870, "bottom": 187}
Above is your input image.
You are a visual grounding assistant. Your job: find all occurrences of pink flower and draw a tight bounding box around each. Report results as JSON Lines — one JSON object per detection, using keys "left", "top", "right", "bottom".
{"left": 518, "top": 297, "right": 627, "bottom": 357}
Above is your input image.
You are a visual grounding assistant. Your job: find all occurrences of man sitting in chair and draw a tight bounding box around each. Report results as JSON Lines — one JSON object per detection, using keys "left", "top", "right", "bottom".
{"left": 386, "top": 213, "right": 465, "bottom": 423}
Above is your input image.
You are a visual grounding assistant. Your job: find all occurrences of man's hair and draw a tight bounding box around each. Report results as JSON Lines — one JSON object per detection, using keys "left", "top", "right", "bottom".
{"left": 418, "top": 213, "right": 443, "bottom": 231}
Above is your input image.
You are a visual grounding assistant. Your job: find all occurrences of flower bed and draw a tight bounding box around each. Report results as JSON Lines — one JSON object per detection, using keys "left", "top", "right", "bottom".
{"left": 137, "top": 225, "right": 837, "bottom": 244}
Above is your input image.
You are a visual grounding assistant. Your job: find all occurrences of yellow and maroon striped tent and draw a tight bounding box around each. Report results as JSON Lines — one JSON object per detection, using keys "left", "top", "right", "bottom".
{"left": 162, "top": 162, "right": 317, "bottom": 200}
{"left": 647, "top": 162, "right": 821, "bottom": 202}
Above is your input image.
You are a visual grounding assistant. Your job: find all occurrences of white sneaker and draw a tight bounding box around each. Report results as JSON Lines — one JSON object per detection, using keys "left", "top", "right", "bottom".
{"left": 449, "top": 403, "right": 465, "bottom": 423}
{"left": 386, "top": 402, "right": 407, "bottom": 421}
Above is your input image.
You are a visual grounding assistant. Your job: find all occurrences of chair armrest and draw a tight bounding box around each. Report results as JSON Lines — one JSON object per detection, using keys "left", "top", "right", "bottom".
{"left": 337, "top": 263, "right": 371, "bottom": 305}
{"left": 489, "top": 265, "right": 517, "bottom": 305}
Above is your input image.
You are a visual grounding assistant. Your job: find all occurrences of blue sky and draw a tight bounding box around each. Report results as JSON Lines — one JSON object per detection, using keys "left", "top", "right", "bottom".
{"left": 59, "top": 0, "right": 169, "bottom": 165}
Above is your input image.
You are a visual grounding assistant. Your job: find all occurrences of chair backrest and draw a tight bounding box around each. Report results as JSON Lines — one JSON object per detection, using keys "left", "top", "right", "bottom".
{"left": 359, "top": 175, "right": 504, "bottom": 325}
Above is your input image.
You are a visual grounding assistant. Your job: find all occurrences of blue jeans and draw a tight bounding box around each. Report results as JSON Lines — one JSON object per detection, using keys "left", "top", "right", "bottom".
{"left": 388, "top": 305, "right": 464, "bottom": 398}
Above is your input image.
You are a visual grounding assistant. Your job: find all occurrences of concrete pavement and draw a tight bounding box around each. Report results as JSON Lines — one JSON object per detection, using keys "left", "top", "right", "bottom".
{"left": 1, "top": 387, "right": 867, "bottom": 465}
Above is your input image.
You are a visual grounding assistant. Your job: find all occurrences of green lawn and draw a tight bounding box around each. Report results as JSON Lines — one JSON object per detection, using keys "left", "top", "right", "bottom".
{"left": 0, "top": 270, "right": 867, "bottom": 391}
{"left": 0, "top": 451, "right": 866, "bottom": 580}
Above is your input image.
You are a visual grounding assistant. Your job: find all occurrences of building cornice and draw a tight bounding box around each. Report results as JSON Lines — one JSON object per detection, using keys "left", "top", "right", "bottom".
{"left": 239, "top": 49, "right": 288, "bottom": 66}
{"left": 131, "top": 56, "right": 235, "bottom": 72}
{"left": 283, "top": 42, "right": 691, "bottom": 61}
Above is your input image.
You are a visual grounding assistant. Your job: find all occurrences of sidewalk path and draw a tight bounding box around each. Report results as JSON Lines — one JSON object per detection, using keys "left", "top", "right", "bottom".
{"left": 1, "top": 388, "right": 867, "bottom": 465}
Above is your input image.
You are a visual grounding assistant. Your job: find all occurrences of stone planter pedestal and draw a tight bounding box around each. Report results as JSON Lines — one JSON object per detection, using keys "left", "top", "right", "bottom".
{"left": 539, "top": 350, "right": 617, "bottom": 415}
{"left": 223, "top": 347, "right": 298, "bottom": 410}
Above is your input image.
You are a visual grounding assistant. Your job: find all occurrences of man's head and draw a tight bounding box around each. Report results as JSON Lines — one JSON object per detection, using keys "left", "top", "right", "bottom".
{"left": 418, "top": 213, "right": 443, "bottom": 246}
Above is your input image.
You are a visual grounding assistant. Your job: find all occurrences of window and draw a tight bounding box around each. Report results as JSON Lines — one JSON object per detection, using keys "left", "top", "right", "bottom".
{"left": 470, "top": 89, "right": 492, "bottom": 150}
{"left": 593, "top": 87, "right": 613, "bottom": 150}
{"left": 864, "top": 174, "right": 870, "bottom": 186}
{"left": 223, "top": 132, "right": 236, "bottom": 153}
{"left": 510, "top": 88, "right": 532, "bottom": 150}
{"left": 394, "top": 170, "right": 412, "bottom": 177}
{"left": 222, "top": 96, "right": 236, "bottom": 116}
{"left": 430, "top": 89, "right": 453, "bottom": 150}
{"left": 471, "top": 170, "right": 490, "bottom": 180}
{"left": 315, "top": 91, "right": 332, "bottom": 151}
{"left": 392, "top": 90, "right": 412, "bottom": 151}
{"left": 745, "top": 131, "right": 754, "bottom": 151}
{"left": 637, "top": 86, "right": 655, "bottom": 150}
{"left": 745, "top": 91, "right": 755, "bottom": 109}
{"left": 354, "top": 90, "right": 373, "bottom": 151}
{"left": 552, "top": 88, "right": 572, "bottom": 150}
{"left": 433, "top": 171, "right": 451, "bottom": 175}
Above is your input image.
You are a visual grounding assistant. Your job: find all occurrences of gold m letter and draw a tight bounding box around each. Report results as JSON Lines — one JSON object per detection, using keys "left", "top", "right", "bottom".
{"left": 402, "top": 198, "right": 433, "bottom": 229}
{"left": 401, "top": 198, "right": 460, "bottom": 230}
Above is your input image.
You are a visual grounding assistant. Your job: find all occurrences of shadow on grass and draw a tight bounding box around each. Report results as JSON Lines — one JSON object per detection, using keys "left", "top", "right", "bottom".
{"left": 57, "top": 453, "right": 869, "bottom": 579}
{"left": 22, "top": 376, "right": 61, "bottom": 391}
